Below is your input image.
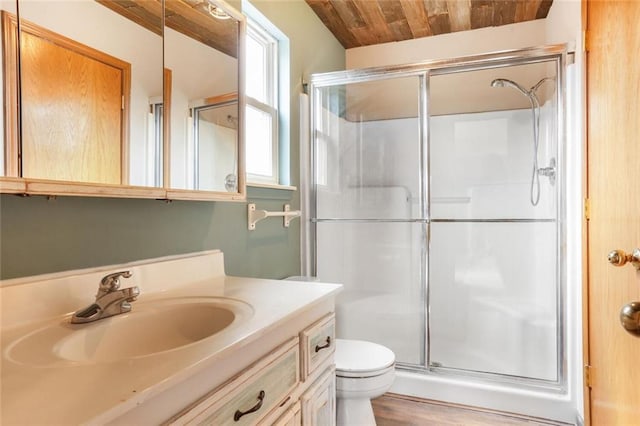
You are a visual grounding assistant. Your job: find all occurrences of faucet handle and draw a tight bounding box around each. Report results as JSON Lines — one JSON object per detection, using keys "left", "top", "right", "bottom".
{"left": 99, "top": 270, "right": 132, "bottom": 292}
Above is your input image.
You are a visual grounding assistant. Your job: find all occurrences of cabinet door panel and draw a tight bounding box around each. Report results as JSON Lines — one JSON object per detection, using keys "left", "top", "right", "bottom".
{"left": 301, "top": 367, "right": 336, "bottom": 426}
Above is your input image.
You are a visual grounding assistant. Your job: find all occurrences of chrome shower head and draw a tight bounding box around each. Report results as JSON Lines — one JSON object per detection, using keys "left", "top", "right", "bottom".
{"left": 490, "top": 78, "right": 530, "bottom": 98}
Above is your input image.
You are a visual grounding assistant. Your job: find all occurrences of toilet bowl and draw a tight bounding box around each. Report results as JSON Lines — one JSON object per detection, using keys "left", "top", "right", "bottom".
{"left": 335, "top": 339, "right": 396, "bottom": 426}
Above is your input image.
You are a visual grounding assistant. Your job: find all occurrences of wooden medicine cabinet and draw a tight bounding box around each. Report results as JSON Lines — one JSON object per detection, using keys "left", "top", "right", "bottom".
{"left": 0, "top": 0, "right": 246, "bottom": 201}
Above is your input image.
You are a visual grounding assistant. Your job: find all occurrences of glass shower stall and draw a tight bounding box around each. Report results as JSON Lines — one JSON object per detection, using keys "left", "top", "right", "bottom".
{"left": 305, "top": 45, "right": 568, "bottom": 392}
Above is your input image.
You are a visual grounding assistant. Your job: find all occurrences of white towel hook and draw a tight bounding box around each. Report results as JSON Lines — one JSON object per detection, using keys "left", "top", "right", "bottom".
{"left": 247, "top": 204, "right": 302, "bottom": 230}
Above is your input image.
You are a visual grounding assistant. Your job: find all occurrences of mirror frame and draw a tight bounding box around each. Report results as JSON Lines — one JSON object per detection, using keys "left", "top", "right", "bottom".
{"left": 0, "top": 0, "right": 246, "bottom": 202}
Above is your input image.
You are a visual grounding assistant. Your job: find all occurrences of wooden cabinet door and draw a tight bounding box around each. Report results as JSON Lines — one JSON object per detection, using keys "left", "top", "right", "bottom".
{"left": 301, "top": 367, "right": 336, "bottom": 426}
{"left": 586, "top": 1, "right": 640, "bottom": 424}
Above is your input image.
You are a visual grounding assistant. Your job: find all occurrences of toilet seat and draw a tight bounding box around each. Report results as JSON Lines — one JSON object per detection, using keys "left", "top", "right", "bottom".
{"left": 336, "top": 364, "right": 395, "bottom": 379}
{"left": 335, "top": 339, "right": 396, "bottom": 378}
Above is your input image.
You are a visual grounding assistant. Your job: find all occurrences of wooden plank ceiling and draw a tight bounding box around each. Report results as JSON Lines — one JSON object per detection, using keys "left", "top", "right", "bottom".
{"left": 305, "top": 0, "right": 553, "bottom": 48}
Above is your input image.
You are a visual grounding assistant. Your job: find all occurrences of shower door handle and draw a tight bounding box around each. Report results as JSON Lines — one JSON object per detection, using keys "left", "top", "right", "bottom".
{"left": 607, "top": 248, "right": 640, "bottom": 270}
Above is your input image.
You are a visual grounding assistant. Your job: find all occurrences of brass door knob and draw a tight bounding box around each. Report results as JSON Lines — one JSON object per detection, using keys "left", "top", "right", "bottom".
{"left": 620, "top": 302, "right": 640, "bottom": 336}
{"left": 608, "top": 248, "right": 640, "bottom": 270}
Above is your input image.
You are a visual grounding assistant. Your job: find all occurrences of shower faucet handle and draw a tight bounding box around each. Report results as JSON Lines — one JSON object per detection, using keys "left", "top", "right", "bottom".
{"left": 537, "top": 158, "right": 556, "bottom": 185}
{"left": 607, "top": 248, "right": 640, "bottom": 270}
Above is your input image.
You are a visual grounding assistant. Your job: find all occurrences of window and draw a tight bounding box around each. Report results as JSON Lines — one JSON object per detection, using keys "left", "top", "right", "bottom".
{"left": 245, "top": 19, "right": 278, "bottom": 184}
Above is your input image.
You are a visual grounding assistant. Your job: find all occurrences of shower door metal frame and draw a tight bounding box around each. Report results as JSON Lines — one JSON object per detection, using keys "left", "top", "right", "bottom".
{"left": 308, "top": 71, "right": 431, "bottom": 367}
{"left": 307, "top": 43, "right": 569, "bottom": 392}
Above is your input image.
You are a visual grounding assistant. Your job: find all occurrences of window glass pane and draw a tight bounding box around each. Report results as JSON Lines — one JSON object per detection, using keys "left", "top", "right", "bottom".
{"left": 246, "top": 105, "right": 273, "bottom": 177}
{"left": 246, "top": 32, "right": 266, "bottom": 103}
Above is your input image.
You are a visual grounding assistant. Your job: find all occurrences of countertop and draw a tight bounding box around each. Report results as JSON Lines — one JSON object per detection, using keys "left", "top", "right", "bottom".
{"left": 0, "top": 251, "right": 342, "bottom": 424}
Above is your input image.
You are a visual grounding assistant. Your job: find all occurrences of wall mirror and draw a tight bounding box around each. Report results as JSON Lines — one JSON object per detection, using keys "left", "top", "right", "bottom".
{"left": 7, "top": 0, "right": 163, "bottom": 187}
{"left": 0, "top": 0, "right": 245, "bottom": 201}
{"left": 164, "top": 0, "right": 244, "bottom": 195}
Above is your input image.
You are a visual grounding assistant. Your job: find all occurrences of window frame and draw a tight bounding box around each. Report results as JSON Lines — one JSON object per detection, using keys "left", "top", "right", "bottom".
{"left": 245, "top": 18, "right": 279, "bottom": 185}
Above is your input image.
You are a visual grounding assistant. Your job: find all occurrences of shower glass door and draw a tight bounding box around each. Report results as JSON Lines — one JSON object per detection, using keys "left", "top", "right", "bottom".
{"left": 428, "top": 59, "right": 561, "bottom": 382}
{"left": 312, "top": 75, "right": 427, "bottom": 367}
{"left": 309, "top": 45, "right": 566, "bottom": 389}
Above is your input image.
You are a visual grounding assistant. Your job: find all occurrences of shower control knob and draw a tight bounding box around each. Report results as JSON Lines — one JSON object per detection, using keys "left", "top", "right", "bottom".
{"left": 608, "top": 248, "right": 640, "bottom": 270}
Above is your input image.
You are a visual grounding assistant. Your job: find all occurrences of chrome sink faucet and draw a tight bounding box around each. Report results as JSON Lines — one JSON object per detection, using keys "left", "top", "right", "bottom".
{"left": 71, "top": 271, "right": 140, "bottom": 324}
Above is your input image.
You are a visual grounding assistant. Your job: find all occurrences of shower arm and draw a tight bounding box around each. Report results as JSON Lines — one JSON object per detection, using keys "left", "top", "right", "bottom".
{"left": 530, "top": 77, "right": 555, "bottom": 94}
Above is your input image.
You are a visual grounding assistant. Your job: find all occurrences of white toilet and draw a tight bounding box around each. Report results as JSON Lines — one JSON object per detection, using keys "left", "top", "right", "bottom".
{"left": 335, "top": 339, "right": 396, "bottom": 426}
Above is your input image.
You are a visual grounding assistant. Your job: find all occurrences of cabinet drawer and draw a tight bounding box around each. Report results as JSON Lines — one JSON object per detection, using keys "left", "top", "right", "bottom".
{"left": 174, "top": 338, "right": 300, "bottom": 425}
{"left": 300, "top": 314, "right": 335, "bottom": 380}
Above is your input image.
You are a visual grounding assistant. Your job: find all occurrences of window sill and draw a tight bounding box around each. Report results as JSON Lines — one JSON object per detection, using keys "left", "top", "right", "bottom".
{"left": 247, "top": 182, "right": 297, "bottom": 191}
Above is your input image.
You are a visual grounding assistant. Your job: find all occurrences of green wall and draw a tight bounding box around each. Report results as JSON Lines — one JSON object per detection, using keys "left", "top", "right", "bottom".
{"left": 0, "top": 0, "right": 345, "bottom": 280}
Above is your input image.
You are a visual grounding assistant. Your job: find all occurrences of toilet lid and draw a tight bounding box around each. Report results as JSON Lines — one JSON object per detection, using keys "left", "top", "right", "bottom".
{"left": 335, "top": 339, "right": 396, "bottom": 375}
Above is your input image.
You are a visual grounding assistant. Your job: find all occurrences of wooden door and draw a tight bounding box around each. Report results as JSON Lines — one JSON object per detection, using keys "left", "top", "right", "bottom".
{"left": 586, "top": 1, "right": 640, "bottom": 424}
{"left": 19, "top": 23, "right": 128, "bottom": 184}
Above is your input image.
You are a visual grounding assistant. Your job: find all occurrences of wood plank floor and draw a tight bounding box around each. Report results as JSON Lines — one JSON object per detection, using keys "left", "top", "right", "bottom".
{"left": 372, "top": 394, "right": 572, "bottom": 426}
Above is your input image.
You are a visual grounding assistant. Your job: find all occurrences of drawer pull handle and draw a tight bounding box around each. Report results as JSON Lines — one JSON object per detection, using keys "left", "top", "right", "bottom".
{"left": 234, "top": 390, "right": 265, "bottom": 422}
{"left": 315, "top": 336, "right": 331, "bottom": 352}
{"left": 279, "top": 395, "right": 292, "bottom": 408}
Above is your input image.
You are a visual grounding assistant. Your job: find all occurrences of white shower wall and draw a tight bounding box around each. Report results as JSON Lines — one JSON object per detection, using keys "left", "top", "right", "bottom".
{"left": 429, "top": 222, "right": 557, "bottom": 380}
{"left": 317, "top": 106, "right": 556, "bottom": 219}
{"left": 431, "top": 106, "right": 557, "bottom": 220}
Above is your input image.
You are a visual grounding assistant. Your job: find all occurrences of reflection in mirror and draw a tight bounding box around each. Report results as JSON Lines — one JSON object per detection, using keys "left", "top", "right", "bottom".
{"left": 7, "top": 0, "right": 163, "bottom": 186}
{"left": 191, "top": 95, "right": 238, "bottom": 191}
{"left": 149, "top": 97, "right": 164, "bottom": 187}
{"left": 0, "top": 1, "right": 18, "bottom": 178}
{"left": 165, "top": 0, "right": 241, "bottom": 192}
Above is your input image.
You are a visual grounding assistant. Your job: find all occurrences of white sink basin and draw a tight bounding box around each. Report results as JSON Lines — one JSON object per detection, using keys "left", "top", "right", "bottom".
{"left": 6, "top": 297, "right": 253, "bottom": 366}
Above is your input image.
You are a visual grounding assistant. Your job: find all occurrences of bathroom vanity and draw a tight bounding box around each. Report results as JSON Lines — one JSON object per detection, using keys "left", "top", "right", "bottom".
{"left": 0, "top": 250, "right": 341, "bottom": 425}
